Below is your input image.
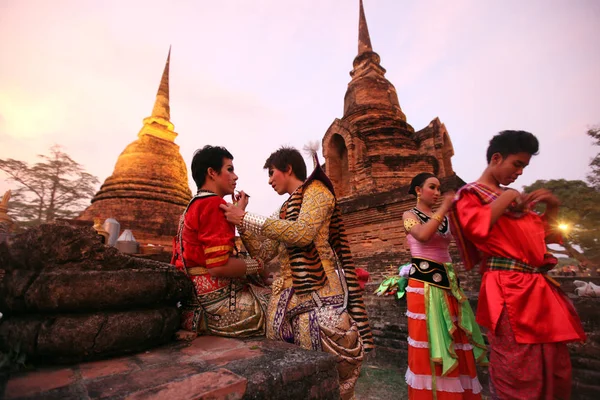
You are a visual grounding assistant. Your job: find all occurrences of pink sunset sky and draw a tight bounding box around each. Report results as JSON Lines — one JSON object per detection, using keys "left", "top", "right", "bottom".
{"left": 1, "top": 0, "right": 599, "bottom": 216}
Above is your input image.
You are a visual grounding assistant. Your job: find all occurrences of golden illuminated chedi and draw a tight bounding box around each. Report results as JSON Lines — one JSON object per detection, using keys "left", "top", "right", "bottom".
{"left": 78, "top": 48, "right": 192, "bottom": 247}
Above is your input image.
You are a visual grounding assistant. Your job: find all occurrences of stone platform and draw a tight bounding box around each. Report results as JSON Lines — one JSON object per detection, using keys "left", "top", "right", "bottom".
{"left": 3, "top": 336, "right": 340, "bottom": 400}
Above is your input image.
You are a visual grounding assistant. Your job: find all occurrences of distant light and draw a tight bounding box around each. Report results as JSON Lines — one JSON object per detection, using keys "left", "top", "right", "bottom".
{"left": 558, "top": 223, "right": 570, "bottom": 232}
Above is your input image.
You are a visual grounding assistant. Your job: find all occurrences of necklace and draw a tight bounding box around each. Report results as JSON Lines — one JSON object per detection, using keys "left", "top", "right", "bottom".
{"left": 415, "top": 206, "right": 433, "bottom": 217}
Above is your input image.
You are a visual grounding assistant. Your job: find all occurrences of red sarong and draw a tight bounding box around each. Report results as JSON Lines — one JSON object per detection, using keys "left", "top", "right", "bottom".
{"left": 488, "top": 310, "right": 572, "bottom": 400}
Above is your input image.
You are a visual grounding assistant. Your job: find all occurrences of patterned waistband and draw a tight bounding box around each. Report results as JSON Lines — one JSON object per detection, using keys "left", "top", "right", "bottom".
{"left": 187, "top": 266, "right": 209, "bottom": 276}
{"left": 486, "top": 257, "right": 539, "bottom": 273}
{"left": 409, "top": 258, "right": 450, "bottom": 290}
{"left": 486, "top": 257, "right": 561, "bottom": 287}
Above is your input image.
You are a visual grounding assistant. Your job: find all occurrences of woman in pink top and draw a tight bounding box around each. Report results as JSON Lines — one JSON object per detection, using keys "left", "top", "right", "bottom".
{"left": 403, "top": 172, "right": 487, "bottom": 399}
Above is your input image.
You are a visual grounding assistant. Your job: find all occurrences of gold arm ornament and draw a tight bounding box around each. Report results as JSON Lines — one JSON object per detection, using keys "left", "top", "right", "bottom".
{"left": 240, "top": 212, "right": 267, "bottom": 235}
{"left": 244, "top": 257, "right": 263, "bottom": 275}
{"left": 404, "top": 218, "right": 419, "bottom": 232}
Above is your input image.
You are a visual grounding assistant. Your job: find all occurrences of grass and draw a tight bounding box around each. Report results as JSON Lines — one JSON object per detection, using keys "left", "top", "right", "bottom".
{"left": 355, "top": 364, "right": 408, "bottom": 400}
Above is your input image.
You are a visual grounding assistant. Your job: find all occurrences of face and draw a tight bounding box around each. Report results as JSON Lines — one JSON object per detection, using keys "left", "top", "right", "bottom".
{"left": 490, "top": 152, "right": 531, "bottom": 186}
{"left": 211, "top": 158, "right": 238, "bottom": 197}
{"left": 416, "top": 177, "right": 441, "bottom": 206}
{"left": 268, "top": 166, "right": 291, "bottom": 195}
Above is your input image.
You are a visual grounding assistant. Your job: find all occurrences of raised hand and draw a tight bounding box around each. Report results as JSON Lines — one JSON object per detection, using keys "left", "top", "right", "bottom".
{"left": 521, "top": 188, "right": 560, "bottom": 208}
{"left": 233, "top": 190, "right": 250, "bottom": 210}
{"left": 440, "top": 190, "right": 456, "bottom": 212}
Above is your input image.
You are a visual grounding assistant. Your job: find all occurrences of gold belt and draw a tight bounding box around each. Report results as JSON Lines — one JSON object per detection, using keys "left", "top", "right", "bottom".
{"left": 187, "top": 266, "right": 209, "bottom": 276}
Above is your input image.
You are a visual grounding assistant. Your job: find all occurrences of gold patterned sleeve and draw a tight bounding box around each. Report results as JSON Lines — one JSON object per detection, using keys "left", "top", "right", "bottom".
{"left": 262, "top": 181, "right": 335, "bottom": 247}
{"left": 240, "top": 228, "right": 280, "bottom": 263}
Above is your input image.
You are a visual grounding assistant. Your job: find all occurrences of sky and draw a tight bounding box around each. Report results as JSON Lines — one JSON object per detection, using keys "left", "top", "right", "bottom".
{"left": 1, "top": 0, "right": 599, "bottom": 217}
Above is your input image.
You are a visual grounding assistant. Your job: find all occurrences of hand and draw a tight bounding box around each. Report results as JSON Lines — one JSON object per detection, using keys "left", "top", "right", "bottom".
{"left": 260, "top": 270, "right": 274, "bottom": 285}
{"left": 440, "top": 190, "right": 456, "bottom": 212}
{"left": 504, "top": 189, "right": 527, "bottom": 212}
{"left": 232, "top": 191, "right": 250, "bottom": 210}
{"left": 521, "top": 189, "right": 560, "bottom": 208}
{"left": 219, "top": 203, "right": 246, "bottom": 226}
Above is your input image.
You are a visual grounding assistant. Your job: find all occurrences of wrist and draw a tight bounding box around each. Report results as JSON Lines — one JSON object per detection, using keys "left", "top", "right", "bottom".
{"left": 237, "top": 211, "right": 248, "bottom": 227}
{"left": 244, "top": 257, "right": 263, "bottom": 275}
{"left": 240, "top": 212, "right": 267, "bottom": 235}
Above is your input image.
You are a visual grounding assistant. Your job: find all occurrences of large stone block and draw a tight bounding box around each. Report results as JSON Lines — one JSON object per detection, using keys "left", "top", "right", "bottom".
{"left": 0, "top": 307, "right": 179, "bottom": 364}
{"left": 0, "top": 224, "right": 192, "bottom": 315}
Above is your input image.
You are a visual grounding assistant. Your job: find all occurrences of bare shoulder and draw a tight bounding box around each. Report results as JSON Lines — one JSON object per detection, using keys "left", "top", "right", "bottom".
{"left": 403, "top": 210, "right": 418, "bottom": 221}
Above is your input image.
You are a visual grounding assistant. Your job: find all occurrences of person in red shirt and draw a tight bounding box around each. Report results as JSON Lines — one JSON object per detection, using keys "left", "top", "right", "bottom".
{"left": 451, "top": 130, "right": 585, "bottom": 399}
{"left": 171, "top": 145, "right": 270, "bottom": 338}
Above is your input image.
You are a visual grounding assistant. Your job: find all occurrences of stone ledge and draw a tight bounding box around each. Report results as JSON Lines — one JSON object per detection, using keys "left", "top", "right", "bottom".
{"left": 3, "top": 336, "right": 340, "bottom": 400}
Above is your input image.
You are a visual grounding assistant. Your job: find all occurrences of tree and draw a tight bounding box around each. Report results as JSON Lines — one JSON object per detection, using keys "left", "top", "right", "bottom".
{"left": 523, "top": 179, "right": 600, "bottom": 268}
{"left": 587, "top": 125, "right": 600, "bottom": 190}
{"left": 0, "top": 146, "right": 99, "bottom": 228}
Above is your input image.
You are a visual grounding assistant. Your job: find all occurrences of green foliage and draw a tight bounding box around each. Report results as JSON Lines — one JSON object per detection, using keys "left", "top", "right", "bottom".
{"left": 587, "top": 126, "right": 600, "bottom": 190}
{"left": 523, "top": 179, "right": 600, "bottom": 265}
{"left": 0, "top": 145, "right": 99, "bottom": 229}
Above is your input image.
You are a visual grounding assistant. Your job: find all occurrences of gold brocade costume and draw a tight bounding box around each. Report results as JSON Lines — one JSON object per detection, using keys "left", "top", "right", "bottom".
{"left": 241, "top": 179, "right": 371, "bottom": 400}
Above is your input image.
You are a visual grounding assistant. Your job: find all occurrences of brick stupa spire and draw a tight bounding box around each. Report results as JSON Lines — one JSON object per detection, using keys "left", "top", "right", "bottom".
{"left": 78, "top": 48, "right": 192, "bottom": 247}
{"left": 324, "top": 0, "right": 455, "bottom": 197}
{"left": 344, "top": 0, "right": 406, "bottom": 121}
{"left": 321, "top": 0, "right": 459, "bottom": 279}
{"left": 358, "top": 0, "right": 373, "bottom": 55}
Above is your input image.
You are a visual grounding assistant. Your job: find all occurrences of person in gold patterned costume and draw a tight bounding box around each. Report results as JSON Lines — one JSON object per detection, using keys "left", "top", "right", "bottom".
{"left": 171, "top": 145, "right": 270, "bottom": 339}
{"left": 220, "top": 146, "right": 373, "bottom": 400}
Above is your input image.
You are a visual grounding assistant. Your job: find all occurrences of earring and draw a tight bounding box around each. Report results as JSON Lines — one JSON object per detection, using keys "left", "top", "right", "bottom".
{"left": 417, "top": 193, "right": 421, "bottom": 204}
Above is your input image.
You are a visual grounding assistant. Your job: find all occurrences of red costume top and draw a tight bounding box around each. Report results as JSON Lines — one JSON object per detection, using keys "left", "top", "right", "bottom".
{"left": 172, "top": 194, "right": 235, "bottom": 294}
{"left": 452, "top": 183, "right": 585, "bottom": 344}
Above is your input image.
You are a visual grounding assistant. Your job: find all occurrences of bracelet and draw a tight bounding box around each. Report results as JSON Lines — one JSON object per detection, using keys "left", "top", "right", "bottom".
{"left": 241, "top": 212, "right": 268, "bottom": 235}
{"left": 236, "top": 212, "right": 248, "bottom": 233}
{"left": 432, "top": 214, "right": 444, "bottom": 224}
{"left": 244, "top": 257, "right": 263, "bottom": 275}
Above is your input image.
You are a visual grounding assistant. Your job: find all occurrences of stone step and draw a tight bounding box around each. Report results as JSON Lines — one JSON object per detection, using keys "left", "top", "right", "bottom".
{"left": 2, "top": 336, "right": 340, "bottom": 400}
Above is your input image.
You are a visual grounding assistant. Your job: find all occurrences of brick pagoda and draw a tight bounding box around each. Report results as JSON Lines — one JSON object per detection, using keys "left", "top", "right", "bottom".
{"left": 322, "top": 0, "right": 462, "bottom": 279}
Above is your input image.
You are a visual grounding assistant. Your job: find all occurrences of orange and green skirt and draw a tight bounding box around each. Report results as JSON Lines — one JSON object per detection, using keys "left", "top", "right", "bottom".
{"left": 405, "top": 263, "right": 487, "bottom": 399}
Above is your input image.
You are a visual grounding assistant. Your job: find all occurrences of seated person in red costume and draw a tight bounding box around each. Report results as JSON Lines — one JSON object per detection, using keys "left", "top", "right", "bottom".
{"left": 450, "top": 130, "right": 586, "bottom": 400}
{"left": 171, "top": 145, "right": 270, "bottom": 338}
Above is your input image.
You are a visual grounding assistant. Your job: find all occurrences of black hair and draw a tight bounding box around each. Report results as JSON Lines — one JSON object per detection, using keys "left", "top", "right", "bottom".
{"left": 191, "top": 145, "right": 234, "bottom": 190}
{"left": 486, "top": 130, "right": 539, "bottom": 163}
{"left": 263, "top": 146, "right": 307, "bottom": 181}
{"left": 408, "top": 172, "right": 437, "bottom": 196}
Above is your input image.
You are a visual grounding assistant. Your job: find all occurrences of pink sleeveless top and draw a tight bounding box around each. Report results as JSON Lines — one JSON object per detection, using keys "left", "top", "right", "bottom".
{"left": 406, "top": 208, "right": 452, "bottom": 264}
